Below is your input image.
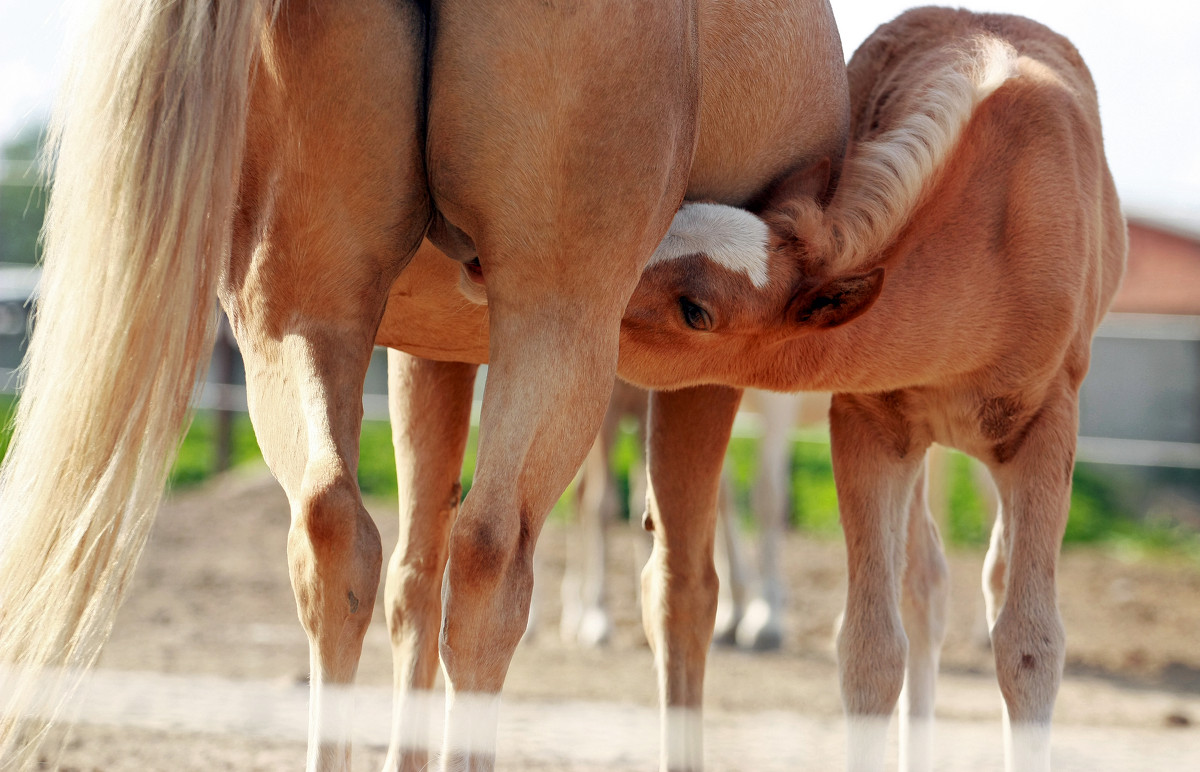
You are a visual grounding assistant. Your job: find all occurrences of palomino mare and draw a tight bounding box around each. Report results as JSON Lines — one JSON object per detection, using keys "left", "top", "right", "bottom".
{"left": 377, "top": 0, "right": 849, "bottom": 765}
{"left": 0, "top": 2, "right": 847, "bottom": 771}
{"left": 622, "top": 8, "right": 1126, "bottom": 770}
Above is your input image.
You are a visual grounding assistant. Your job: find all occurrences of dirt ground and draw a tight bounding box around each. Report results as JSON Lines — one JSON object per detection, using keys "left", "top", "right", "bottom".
{"left": 46, "top": 467, "right": 1200, "bottom": 770}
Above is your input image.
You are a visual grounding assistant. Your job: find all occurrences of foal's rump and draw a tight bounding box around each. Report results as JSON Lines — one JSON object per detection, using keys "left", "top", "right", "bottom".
{"left": 835, "top": 7, "right": 1126, "bottom": 383}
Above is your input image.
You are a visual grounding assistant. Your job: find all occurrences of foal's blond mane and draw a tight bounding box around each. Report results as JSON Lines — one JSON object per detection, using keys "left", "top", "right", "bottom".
{"left": 820, "top": 36, "right": 1019, "bottom": 273}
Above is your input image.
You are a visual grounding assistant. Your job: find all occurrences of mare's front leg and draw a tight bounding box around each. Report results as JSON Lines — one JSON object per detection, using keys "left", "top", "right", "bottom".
{"left": 384, "top": 352, "right": 478, "bottom": 772}
{"left": 829, "top": 393, "right": 928, "bottom": 772}
{"left": 643, "top": 385, "right": 743, "bottom": 772}
{"left": 983, "top": 384, "right": 1078, "bottom": 772}
{"left": 225, "top": 3, "right": 429, "bottom": 769}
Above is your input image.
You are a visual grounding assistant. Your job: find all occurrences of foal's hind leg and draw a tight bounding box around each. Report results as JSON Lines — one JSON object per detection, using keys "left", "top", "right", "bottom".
{"left": 899, "top": 461, "right": 950, "bottom": 772}
{"left": 426, "top": 6, "right": 698, "bottom": 769}
{"left": 384, "top": 352, "right": 478, "bottom": 772}
{"left": 642, "top": 385, "right": 743, "bottom": 772}
{"left": 983, "top": 387, "right": 1078, "bottom": 772}
{"left": 829, "top": 393, "right": 927, "bottom": 772}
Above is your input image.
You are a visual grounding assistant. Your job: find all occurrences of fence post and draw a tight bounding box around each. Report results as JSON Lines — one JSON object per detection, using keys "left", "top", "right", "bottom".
{"left": 212, "top": 315, "right": 236, "bottom": 473}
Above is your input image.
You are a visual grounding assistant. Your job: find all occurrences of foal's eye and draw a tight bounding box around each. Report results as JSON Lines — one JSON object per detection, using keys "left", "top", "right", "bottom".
{"left": 679, "top": 297, "right": 713, "bottom": 331}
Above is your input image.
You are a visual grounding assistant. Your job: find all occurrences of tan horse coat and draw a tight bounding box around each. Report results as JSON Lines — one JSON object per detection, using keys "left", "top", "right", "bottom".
{"left": 626, "top": 8, "right": 1126, "bottom": 771}
{"left": 0, "top": 2, "right": 848, "bottom": 772}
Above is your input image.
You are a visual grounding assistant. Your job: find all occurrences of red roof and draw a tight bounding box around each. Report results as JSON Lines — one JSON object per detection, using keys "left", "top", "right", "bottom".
{"left": 1111, "top": 219, "right": 1200, "bottom": 315}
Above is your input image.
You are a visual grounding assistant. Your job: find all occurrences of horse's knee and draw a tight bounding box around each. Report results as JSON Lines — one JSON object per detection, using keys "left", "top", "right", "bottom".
{"left": 640, "top": 544, "right": 718, "bottom": 647}
{"left": 442, "top": 509, "right": 536, "bottom": 662}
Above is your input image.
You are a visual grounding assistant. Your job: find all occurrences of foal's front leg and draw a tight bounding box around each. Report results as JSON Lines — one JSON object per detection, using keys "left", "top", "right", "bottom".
{"left": 384, "top": 351, "right": 478, "bottom": 772}
{"left": 829, "top": 393, "right": 927, "bottom": 772}
{"left": 642, "top": 385, "right": 743, "bottom": 772}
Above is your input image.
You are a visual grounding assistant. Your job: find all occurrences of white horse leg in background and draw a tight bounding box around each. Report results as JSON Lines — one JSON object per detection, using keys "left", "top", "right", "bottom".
{"left": 724, "top": 390, "right": 804, "bottom": 650}
{"left": 557, "top": 382, "right": 649, "bottom": 647}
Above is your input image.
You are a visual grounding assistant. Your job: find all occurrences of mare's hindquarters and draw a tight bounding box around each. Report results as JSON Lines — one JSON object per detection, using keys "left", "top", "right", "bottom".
{"left": 225, "top": 1, "right": 431, "bottom": 770}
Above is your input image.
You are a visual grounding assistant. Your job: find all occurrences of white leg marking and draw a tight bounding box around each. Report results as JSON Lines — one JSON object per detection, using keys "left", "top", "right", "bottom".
{"left": 846, "top": 714, "right": 891, "bottom": 772}
{"left": 664, "top": 706, "right": 704, "bottom": 771}
{"left": 443, "top": 690, "right": 502, "bottom": 760}
{"left": 1006, "top": 718, "right": 1052, "bottom": 772}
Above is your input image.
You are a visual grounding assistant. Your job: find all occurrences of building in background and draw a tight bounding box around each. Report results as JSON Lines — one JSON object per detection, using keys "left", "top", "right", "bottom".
{"left": 1079, "top": 217, "right": 1200, "bottom": 524}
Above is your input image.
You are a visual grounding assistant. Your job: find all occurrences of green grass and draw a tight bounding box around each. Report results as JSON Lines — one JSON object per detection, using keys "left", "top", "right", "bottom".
{"left": 1, "top": 393, "right": 1196, "bottom": 562}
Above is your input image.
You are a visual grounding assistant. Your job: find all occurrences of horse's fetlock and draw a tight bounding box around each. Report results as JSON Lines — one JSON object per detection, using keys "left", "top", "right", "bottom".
{"left": 839, "top": 607, "right": 908, "bottom": 714}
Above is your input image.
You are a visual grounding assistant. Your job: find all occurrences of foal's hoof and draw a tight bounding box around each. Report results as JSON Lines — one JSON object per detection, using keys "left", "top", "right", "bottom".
{"left": 735, "top": 599, "right": 783, "bottom": 652}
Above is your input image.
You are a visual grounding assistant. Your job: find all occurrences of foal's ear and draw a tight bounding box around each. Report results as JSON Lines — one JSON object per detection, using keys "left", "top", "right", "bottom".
{"left": 754, "top": 157, "right": 835, "bottom": 213}
{"left": 790, "top": 267, "right": 884, "bottom": 329}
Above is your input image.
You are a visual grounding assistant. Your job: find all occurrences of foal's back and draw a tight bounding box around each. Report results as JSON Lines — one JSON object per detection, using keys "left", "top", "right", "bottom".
{"left": 840, "top": 8, "right": 1126, "bottom": 402}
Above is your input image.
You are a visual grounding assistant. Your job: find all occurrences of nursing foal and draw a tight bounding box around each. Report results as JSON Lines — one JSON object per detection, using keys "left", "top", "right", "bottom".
{"left": 625, "top": 8, "right": 1126, "bottom": 771}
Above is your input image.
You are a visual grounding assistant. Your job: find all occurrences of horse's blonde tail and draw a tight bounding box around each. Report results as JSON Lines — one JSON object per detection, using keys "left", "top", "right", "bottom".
{"left": 0, "top": 1, "right": 275, "bottom": 765}
{"left": 825, "top": 35, "right": 1019, "bottom": 273}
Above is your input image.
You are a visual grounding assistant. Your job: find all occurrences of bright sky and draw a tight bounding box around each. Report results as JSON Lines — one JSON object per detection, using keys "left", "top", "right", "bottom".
{"left": 1, "top": 0, "right": 1197, "bottom": 229}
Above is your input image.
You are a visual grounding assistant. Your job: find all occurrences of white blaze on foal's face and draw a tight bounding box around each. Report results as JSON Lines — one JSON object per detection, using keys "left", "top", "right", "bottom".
{"left": 647, "top": 203, "right": 772, "bottom": 289}
{"left": 619, "top": 202, "right": 791, "bottom": 386}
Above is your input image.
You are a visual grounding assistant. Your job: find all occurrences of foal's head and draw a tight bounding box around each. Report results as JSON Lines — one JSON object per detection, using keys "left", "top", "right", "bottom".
{"left": 620, "top": 163, "right": 883, "bottom": 389}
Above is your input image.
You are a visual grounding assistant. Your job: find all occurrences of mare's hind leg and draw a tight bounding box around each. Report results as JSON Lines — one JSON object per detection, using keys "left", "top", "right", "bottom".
{"left": 427, "top": 6, "right": 698, "bottom": 770}
{"left": 983, "top": 385, "right": 1078, "bottom": 772}
{"left": 829, "top": 393, "right": 928, "bottom": 772}
{"left": 899, "top": 460, "right": 950, "bottom": 772}
{"left": 238, "top": 329, "right": 389, "bottom": 771}
{"left": 642, "top": 385, "right": 743, "bottom": 772}
{"left": 384, "top": 352, "right": 478, "bottom": 772}
{"left": 226, "top": 4, "right": 429, "bottom": 769}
